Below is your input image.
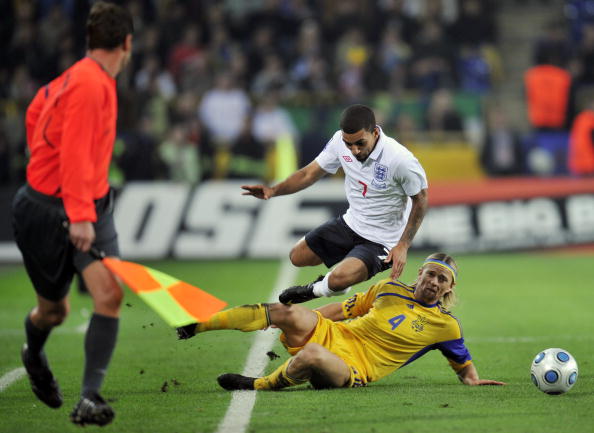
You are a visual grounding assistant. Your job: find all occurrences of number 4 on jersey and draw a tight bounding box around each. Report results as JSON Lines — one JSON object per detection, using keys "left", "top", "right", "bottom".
{"left": 388, "top": 314, "right": 405, "bottom": 330}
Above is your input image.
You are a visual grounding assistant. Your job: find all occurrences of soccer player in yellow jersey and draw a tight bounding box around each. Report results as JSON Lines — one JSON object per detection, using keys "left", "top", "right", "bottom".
{"left": 177, "top": 253, "right": 505, "bottom": 390}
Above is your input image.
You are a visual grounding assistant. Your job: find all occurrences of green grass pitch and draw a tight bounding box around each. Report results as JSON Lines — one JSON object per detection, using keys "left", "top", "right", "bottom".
{"left": 1, "top": 252, "right": 593, "bottom": 433}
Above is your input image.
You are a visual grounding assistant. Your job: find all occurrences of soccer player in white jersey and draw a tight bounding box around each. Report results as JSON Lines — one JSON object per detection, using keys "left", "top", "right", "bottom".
{"left": 242, "top": 104, "right": 428, "bottom": 304}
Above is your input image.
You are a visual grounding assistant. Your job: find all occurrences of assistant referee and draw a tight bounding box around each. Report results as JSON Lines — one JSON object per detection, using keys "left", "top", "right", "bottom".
{"left": 11, "top": 2, "right": 133, "bottom": 427}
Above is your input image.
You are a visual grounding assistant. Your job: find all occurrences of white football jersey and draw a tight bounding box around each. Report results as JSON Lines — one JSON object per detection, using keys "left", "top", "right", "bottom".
{"left": 315, "top": 127, "right": 427, "bottom": 249}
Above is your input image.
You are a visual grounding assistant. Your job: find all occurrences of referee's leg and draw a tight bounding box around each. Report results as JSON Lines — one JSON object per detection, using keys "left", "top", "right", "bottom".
{"left": 22, "top": 294, "right": 69, "bottom": 409}
{"left": 82, "top": 260, "right": 122, "bottom": 317}
{"left": 30, "top": 294, "right": 70, "bottom": 329}
{"left": 78, "top": 260, "right": 122, "bottom": 399}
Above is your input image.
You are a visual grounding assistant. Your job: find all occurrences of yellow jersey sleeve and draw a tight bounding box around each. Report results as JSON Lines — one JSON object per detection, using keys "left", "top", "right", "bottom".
{"left": 448, "top": 358, "right": 473, "bottom": 373}
{"left": 341, "top": 280, "right": 388, "bottom": 319}
{"left": 435, "top": 315, "right": 473, "bottom": 373}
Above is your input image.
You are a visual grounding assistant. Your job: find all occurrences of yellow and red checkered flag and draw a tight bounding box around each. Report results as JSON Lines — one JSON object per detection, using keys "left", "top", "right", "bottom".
{"left": 101, "top": 257, "right": 227, "bottom": 327}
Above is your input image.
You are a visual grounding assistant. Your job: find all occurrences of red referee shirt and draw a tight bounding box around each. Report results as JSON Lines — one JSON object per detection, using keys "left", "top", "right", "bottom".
{"left": 25, "top": 57, "right": 117, "bottom": 223}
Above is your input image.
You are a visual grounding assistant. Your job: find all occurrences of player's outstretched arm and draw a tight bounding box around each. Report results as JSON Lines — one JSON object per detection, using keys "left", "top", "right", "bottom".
{"left": 457, "top": 363, "right": 506, "bottom": 386}
{"left": 314, "top": 302, "right": 346, "bottom": 322}
{"left": 241, "top": 161, "right": 327, "bottom": 200}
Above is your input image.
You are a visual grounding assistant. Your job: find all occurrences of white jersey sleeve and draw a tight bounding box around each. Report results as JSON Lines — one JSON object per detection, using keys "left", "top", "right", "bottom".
{"left": 314, "top": 131, "right": 342, "bottom": 174}
{"left": 393, "top": 156, "right": 428, "bottom": 197}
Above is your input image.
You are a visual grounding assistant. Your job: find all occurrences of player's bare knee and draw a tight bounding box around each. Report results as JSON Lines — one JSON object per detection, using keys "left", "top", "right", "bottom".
{"left": 327, "top": 269, "right": 350, "bottom": 290}
{"left": 39, "top": 304, "right": 69, "bottom": 327}
{"left": 329, "top": 265, "right": 367, "bottom": 289}
{"left": 94, "top": 283, "right": 123, "bottom": 312}
{"left": 297, "top": 343, "right": 326, "bottom": 367}
{"left": 289, "top": 247, "right": 304, "bottom": 267}
{"left": 47, "top": 312, "right": 66, "bottom": 327}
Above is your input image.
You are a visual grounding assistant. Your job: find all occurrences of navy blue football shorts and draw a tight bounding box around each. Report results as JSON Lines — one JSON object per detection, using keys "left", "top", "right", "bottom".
{"left": 304, "top": 216, "right": 391, "bottom": 279}
{"left": 11, "top": 184, "right": 120, "bottom": 302}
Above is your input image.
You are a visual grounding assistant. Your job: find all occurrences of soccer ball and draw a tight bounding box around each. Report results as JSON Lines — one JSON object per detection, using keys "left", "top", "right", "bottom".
{"left": 530, "top": 348, "right": 578, "bottom": 395}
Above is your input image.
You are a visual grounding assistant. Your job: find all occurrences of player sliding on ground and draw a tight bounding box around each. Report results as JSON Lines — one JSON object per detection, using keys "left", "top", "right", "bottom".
{"left": 177, "top": 253, "right": 505, "bottom": 390}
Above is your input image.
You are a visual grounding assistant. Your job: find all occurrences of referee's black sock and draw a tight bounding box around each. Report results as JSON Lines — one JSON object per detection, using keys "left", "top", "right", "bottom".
{"left": 24, "top": 314, "right": 51, "bottom": 357}
{"left": 82, "top": 313, "right": 119, "bottom": 398}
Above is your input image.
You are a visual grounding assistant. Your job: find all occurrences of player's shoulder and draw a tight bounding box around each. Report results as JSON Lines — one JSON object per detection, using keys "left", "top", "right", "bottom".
{"left": 317, "top": 130, "right": 344, "bottom": 156}
{"left": 380, "top": 133, "right": 415, "bottom": 160}
{"left": 68, "top": 58, "right": 113, "bottom": 89}
{"left": 378, "top": 132, "right": 419, "bottom": 169}
{"left": 437, "top": 306, "right": 464, "bottom": 332}
{"left": 326, "top": 130, "right": 343, "bottom": 146}
{"left": 373, "top": 278, "right": 415, "bottom": 296}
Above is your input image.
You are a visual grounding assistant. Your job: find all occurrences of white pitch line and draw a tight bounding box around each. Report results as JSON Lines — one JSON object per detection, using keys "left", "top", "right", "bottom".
{"left": 0, "top": 368, "right": 26, "bottom": 392}
{"left": 0, "top": 323, "right": 89, "bottom": 337}
{"left": 215, "top": 259, "right": 298, "bottom": 433}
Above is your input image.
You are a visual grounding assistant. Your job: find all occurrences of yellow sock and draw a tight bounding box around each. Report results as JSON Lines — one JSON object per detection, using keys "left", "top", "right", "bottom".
{"left": 254, "top": 359, "right": 308, "bottom": 390}
{"left": 195, "top": 303, "right": 270, "bottom": 333}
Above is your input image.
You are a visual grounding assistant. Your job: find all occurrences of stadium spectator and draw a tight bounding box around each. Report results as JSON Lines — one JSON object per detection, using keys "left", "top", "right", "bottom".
{"left": 241, "top": 104, "right": 428, "bottom": 304}
{"left": 198, "top": 72, "right": 251, "bottom": 148}
{"left": 118, "top": 116, "right": 166, "bottom": 181}
{"left": 533, "top": 20, "right": 573, "bottom": 69}
{"left": 245, "top": 26, "right": 276, "bottom": 82}
{"left": 168, "top": 25, "right": 203, "bottom": 83}
{"left": 574, "top": 23, "right": 594, "bottom": 87}
{"left": 0, "top": 1, "right": 506, "bottom": 185}
{"left": 252, "top": 91, "right": 298, "bottom": 146}
{"left": 425, "top": 88, "right": 464, "bottom": 133}
{"left": 11, "top": 2, "right": 133, "bottom": 426}
{"left": 409, "top": 20, "right": 456, "bottom": 93}
{"left": 568, "top": 102, "right": 594, "bottom": 176}
{"left": 177, "top": 253, "right": 506, "bottom": 391}
{"left": 298, "top": 107, "right": 331, "bottom": 167}
{"left": 372, "top": 23, "right": 411, "bottom": 93}
{"left": 394, "top": 112, "right": 420, "bottom": 145}
{"left": 525, "top": 59, "right": 573, "bottom": 131}
{"left": 449, "top": 0, "right": 497, "bottom": 47}
{"left": 374, "top": 0, "right": 419, "bottom": 46}
{"left": 290, "top": 20, "right": 331, "bottom": 97}
{"left": 159, "top": 123, "right": 201, "bottom": 183}
{"left": 251, "top": 53, "right": 292, "bottom": 98}
{"left": 457, "top": 44, "right": 492, "bottom": 95}
{"left": 480, "top": 106, "right": 524, "bottom": 176}
{"left": 227, "top": 115, "right": 267, "bottom": 180}
{"left": 135, "top": 54, "right": 177, "bottom": 101}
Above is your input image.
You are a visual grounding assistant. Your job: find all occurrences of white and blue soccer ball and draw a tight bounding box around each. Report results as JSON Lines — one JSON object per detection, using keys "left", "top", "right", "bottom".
{"left": 530, "top": 348, "right": 578, "bottom": 395}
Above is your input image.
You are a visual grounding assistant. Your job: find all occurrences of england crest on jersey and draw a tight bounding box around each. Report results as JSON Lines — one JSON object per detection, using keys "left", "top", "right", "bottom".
{"left": 374, "top": 163, "right": 388, "bottom": 181}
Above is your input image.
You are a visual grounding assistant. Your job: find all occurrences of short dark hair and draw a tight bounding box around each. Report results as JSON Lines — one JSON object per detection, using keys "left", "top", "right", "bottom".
{"left": 87, "top": 1, "right": 134, "bottom": 50}
{"left": 340, "top": 104, "right": 376, "bottom": 134}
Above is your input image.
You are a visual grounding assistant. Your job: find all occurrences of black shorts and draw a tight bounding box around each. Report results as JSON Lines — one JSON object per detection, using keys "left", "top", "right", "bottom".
{"left": 304, "top": 216, "right": 391, "bottom": 279}
{"left": 11, "top": 184, "right": 119, "bottom": 302}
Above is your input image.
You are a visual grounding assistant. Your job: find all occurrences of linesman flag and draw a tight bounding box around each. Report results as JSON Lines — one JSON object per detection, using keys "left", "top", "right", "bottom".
{"left": 93, "top": 250, "right": 227, "bottom": 327}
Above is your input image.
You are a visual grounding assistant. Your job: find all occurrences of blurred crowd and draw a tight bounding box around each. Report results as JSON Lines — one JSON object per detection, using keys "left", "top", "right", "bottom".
{"left": 1, "top": 0, "right": 506, "bottom": 185}
{"left": 519, "top": 0, "right": 594, "bottom": 177}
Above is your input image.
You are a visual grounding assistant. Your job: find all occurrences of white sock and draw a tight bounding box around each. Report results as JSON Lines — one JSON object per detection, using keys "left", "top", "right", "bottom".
{"left": 312, "top": 273, "right": 351, "bottom": 298}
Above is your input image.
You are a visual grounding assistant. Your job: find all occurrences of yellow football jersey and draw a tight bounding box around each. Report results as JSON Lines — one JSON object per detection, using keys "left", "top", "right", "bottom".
{"left": 338, "top": 278, "right": 472, "bottom": 384}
